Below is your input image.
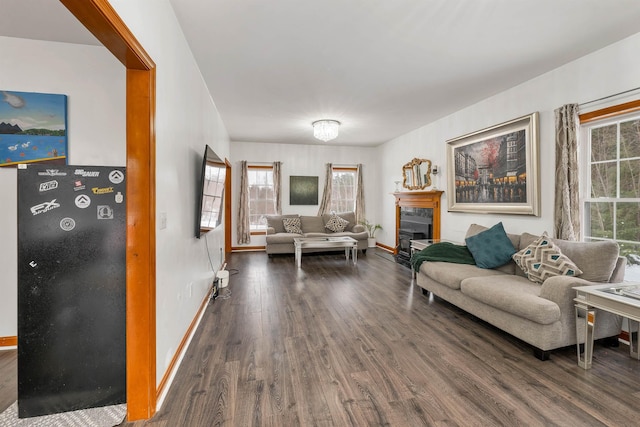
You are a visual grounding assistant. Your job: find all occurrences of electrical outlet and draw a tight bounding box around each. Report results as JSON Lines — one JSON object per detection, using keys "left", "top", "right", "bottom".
{"left": 159, "top": 212, "right": 167, "bottom": 229}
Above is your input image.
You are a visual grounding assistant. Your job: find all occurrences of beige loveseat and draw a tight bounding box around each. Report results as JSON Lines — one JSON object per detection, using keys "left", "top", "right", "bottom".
{"left": 265, "top": 212, "right": 369, "bottom": 256}
{"left": 413, "top": 223, "right": 625, "bottom": 360}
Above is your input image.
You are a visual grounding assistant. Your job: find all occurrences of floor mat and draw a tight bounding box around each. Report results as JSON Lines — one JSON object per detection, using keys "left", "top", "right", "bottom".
{"left": 0, "top": 402, "right": 126, "bottom": 427}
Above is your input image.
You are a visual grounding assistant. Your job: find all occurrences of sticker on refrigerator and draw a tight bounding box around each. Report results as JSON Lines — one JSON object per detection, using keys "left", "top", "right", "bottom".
{"left": 74, "top": 180, "right": 86, "bottom": 191}
{"left": 75, "top": 194, "right": 91, "bottom": 209}
{"left": 115, "top": 192, "right": 124, "bottom": 203}
{"left": 60, "top": 217, "right": 76, "bottom": 232}
{"left": 91, "top": 186, "right": 114, "bottom": 195}
{"left": 97, "top": 205, "right": 114, "bottom": 220}
{"left": 109, "top": 170, "right": 124, "bottom": 184}
{"left": 37, "top": 169, "right": 67, "bottom": 177}
{"left": 38, "top": 180, "right": 58, "bottom": 192}
{"left": 30, "top": 199, "right": 60, "bottom": 215}
{"left": 74, "top": 169, "right": 99, "bottom": 177}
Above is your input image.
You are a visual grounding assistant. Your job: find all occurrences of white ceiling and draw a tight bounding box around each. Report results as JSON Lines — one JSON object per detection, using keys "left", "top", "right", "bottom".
{"left": 4, "top": 1, "right": 640, "bottom": 146}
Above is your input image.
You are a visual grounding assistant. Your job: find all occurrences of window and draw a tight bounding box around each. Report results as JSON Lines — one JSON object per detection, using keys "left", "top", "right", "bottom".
{"left": 248, "top": 166, "right": 276, "bottom": 231}
{"left": 581, "top": 112, "right": 640, "bottom": 280}
{"left": 330, "top": 167, "right": 357, "bottom": 213}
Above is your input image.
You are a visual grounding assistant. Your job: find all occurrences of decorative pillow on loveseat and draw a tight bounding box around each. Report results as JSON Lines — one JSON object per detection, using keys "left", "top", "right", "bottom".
{"left": 282, "top": 217, "right": 303, "bottom": 234}
{"left": 512, "top": 234, "right": 583, "bottom": 283}
{"left": 325, "top": 213, "right": 349, "bottom": 232}
{"left": 465, "top": 222, "right": 516, "bottom": 269}
{"left": 266, "top": 214, "right": 298, "bottom": 234}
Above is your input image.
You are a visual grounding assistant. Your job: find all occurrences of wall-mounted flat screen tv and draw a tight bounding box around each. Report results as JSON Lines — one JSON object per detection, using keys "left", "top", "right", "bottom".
{"left": 196, "top": 145, "right": 226, "bottom": 238}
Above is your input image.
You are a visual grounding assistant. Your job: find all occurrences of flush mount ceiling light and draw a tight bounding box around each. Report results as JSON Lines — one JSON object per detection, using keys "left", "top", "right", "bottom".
{"left": 312, "top": 119, "right": 341, "bottom": 142}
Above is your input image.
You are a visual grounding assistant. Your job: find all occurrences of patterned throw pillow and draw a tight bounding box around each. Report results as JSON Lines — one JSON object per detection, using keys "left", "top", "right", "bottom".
{"left": 282, "top": 217, "right": 303, "bottom": 234}
{"left": 325, "top": 213, "right": 349, "bottom": 233}
{"left": 512, "top": 234, "right": 583, "bottom": 283}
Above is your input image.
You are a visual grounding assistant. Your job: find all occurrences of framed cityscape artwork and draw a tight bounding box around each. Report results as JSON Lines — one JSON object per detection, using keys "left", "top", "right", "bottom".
{"left": 0, "top": 90, "right": 67, "bottom": 167}
{"left": 446, "top": 112, "right": 540, "bottom": 216}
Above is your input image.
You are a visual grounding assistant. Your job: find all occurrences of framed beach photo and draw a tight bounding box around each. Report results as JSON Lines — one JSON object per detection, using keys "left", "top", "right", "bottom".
{"left": 0, "top": 90, "right": 67, "bottom": 167}
{"left": 446, "top": 112, "right": 540, "bottom": 216}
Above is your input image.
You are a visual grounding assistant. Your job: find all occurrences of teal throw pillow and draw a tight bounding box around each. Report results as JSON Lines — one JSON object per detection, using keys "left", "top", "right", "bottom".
{"left": 465, "top": 222, "right": 516, "bottom": 269}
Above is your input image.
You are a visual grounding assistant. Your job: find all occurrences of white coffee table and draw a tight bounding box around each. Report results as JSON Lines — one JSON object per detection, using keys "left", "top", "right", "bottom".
{"left": 574, "top": 283, "right": 640, "bottom": 369}
{"left": 293, "top": 236, "right": 358, "bottom": 268}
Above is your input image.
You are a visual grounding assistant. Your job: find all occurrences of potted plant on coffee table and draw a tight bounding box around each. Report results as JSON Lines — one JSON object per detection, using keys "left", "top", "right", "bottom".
{"left": 360, "top": 219, "right": 382, "bottom": 248}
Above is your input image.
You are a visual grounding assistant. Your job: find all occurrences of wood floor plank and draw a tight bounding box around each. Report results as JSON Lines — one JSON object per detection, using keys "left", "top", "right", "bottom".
{"left": 0, "top": 350, "right": 16, "bottom": 413}
{"left": 3, "top": 250, "right": 640, "bottom": 426}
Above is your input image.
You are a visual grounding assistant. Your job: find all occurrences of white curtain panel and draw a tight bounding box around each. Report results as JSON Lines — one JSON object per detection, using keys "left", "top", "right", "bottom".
{"left": 237, "top": 160, "right": 251, "bottom": 244}
{"left": 273, "top": 161, "right": 282, "bottom": 215}
{"left": 554, "top": 104, "right": 580, "bottom": 241}
{"left": 317, "top": 163, "right": 333, "bottom": 215}
{"left": 355, "top": 163, "right": 365, "bottom": 223}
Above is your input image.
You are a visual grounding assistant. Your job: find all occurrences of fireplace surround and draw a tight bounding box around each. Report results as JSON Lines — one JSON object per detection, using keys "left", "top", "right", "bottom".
{"left": 393, "top": 191, "right": 443, "bottom": 267}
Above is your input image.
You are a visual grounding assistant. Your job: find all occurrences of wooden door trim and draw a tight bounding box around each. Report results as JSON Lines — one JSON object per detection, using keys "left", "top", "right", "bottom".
{"left": 60, "top": 0, "right": 156, "bottom": 420}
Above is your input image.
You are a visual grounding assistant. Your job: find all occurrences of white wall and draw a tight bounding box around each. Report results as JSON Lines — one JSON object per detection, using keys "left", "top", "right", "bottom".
{"left": 230, "top": 142, "right": 379, "bottom": 247}
{"left": 378, "top": 31, "right": 640, "bottom": 246}
{"left": 0, "top": 36, "right": 126, "bottom": 339}
{"left": 1, "top": 0, "right": 231, "bottom": 389}
{"left": 108, "top": 0, "right": 230, "bottom": 385}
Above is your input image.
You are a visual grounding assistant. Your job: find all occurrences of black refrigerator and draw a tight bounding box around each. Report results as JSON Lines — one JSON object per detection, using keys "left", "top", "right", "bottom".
{"left": 17, "top": 164, "right": 126, "bottom": 418}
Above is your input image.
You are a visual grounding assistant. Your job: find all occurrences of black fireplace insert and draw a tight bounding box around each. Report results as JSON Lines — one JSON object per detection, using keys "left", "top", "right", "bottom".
{"left": 396, "top": 207, "right": 433, "bottom": 267}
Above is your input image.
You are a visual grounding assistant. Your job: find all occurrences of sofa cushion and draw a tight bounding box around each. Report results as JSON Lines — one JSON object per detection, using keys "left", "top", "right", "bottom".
{"left": 465, "top": 222, "right": 516, "bottom": 269}
{"left": 512, "top": 234, "right": 582, "bottom": 284}
{"left": 325, "top": 213, "right": 349, "bottom": 232}
{"left": 551, "top": 238, "right": 619, "bottom": 282}
{"left": 421, "top": 262, "right": 508, "bottom": 290}
{"left": 519, "top": 232, "right": 540, "bottom": 251}
{"left": 466, "top": 223, "right": 521, "bottom": 249}
{"left": 265, "top": 233, "right": 299, "bottom": 244}
{"left": 466, "top": 223, "right": 520, "bottom": 274}
{"left": 513, "top": 232, "right": 540, "bottom": 277}
{"left": 283, "top": 217, "right": 303, "bottom": 234}
{"left": 266, "top": 214, "right": 298, "bottom": 234}
{"left": 460, "top": 275, "right": 561, "bottom": 325}
{"left": 323, "top": 212, "right": 356, "bottom": 232}
{"left": 300, "top": 215, "right": 325, "bottom": 233}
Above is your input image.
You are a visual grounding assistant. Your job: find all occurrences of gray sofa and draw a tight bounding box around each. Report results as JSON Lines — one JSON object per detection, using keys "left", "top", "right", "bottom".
{"left": 265, "top": 212, "right": 369, "bottom": 256}
{"left": 414, "top": 224, "right": 625, "bottom": 360}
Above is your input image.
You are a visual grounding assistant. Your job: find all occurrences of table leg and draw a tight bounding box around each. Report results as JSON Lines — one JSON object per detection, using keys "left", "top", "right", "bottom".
{"left": 352, "top": 245, "right": 357, "bottom": 265}
{"left": 295, "top": 245, "right": 302, "bottom": 268}
{"left": 629, "top": 320, "right": 640, "bottom": 360}
{"left": 411, "top": 248, "right": 416, "bottom": 278}
{"left": 576, "top": 304, "right": 595, "bottom": 369}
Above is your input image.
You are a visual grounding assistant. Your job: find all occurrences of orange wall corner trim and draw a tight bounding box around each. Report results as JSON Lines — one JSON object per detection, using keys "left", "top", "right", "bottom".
{"left": 61, "top": 0, "right": 157, "bottom": 421}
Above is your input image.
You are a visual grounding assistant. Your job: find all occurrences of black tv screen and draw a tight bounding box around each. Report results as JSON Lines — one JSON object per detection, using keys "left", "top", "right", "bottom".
{"left": 196, "top": 145, "right": 226, "bottom": 238}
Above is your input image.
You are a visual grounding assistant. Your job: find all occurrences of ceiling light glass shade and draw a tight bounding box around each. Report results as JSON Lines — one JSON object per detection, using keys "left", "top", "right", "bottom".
{"left": 312, "top": 120, "right": 340, "bottom": 142}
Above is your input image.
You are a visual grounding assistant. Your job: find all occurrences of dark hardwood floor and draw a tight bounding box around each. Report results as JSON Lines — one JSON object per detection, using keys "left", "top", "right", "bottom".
{"left": 0, "top": 349, "right": 16, "bottom": 414}
{"left": 3, "top": 249, "right": 640, "bottom": 425}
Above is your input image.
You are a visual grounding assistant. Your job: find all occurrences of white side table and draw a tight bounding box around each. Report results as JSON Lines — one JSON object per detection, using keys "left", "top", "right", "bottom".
{"left": 574, "top": 283, "right": 640, "bottom": 369}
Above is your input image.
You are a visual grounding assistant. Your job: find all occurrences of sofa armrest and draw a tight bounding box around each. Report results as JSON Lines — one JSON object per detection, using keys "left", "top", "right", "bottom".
{"left": 266, "top": 227, "right": 276, "bottom": 235}
{"left": 352, "top": 224, "right": 365, "bottom": 233}
{"left": 609, "top": 256, "right": 627, "bottom": 283}
{"left": 539, "top": 276, "right": 594, "bottom": 306}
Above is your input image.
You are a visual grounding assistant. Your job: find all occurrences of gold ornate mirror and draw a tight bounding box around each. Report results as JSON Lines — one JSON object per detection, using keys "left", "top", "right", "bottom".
{"left": 402, "top": 158, "right": 432, "bottom": 190}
